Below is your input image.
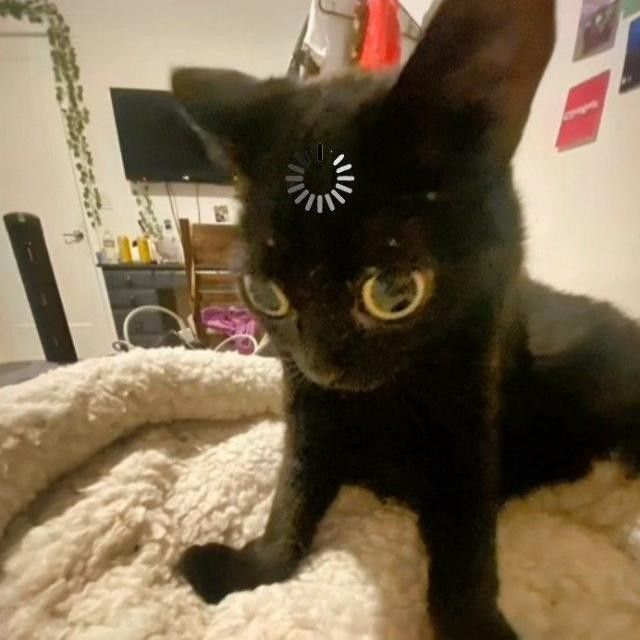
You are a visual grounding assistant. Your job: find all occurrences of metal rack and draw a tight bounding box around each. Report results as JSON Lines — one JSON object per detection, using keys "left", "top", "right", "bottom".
{"left": 288, "top": 0, "right": 422, "bottom": 78}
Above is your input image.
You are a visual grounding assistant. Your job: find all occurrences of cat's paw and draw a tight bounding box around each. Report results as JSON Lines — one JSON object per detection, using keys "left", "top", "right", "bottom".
{"left": 178, "top": 542, "right": 260, "bottom": 604}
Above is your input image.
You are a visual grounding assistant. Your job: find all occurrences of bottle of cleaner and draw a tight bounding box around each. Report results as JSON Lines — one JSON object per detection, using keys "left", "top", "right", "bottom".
{"left": 138, "top": 235, "right": 152, "bottom": 263}
{"left": 101, "top": 229, "right": 118, "bottom": 264}
{"left": 117, "top": 235, "right": 133, "bottom": 263}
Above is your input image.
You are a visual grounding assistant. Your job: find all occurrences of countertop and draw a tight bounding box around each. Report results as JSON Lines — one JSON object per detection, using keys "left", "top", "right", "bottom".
{"left": 97, "top": 262, "right": 185, "bottom": 271}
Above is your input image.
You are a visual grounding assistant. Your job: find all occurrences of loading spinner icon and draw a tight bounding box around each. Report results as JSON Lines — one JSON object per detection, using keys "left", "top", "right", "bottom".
{"left": 285, "top": 144, "right": 355, "bottom": 213}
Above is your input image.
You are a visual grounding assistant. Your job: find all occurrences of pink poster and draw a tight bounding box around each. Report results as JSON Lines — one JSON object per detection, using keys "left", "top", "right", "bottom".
{"left": 556, "top": 71, "right": 611, "bottom": 151}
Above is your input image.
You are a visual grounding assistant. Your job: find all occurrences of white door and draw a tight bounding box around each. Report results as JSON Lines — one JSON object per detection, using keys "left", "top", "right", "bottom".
{"left": 0, "top": 33, "right": 115, "bottom": 361}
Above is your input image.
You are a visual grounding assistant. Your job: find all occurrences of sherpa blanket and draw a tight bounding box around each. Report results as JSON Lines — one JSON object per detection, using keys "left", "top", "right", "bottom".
{"left": 1, "top": 350, "right": 640, "bottom": 640}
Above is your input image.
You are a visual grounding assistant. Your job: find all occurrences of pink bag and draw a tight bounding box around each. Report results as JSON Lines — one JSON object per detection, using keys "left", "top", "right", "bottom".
{"left": 201, "top": 306, "right": 259, "bottom": 354}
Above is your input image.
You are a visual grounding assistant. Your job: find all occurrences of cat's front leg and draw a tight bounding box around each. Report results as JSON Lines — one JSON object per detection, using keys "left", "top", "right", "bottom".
{"left": 419, "top": 454, "right": 516, "bottom": 640}
{"left": 179, "top": 422, "right": 341, "bottom": 604}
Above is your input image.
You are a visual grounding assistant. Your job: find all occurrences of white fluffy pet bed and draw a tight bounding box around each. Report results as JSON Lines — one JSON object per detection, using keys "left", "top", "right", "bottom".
{"left": 1, "top": 350, "right": 640, "bottom": 640}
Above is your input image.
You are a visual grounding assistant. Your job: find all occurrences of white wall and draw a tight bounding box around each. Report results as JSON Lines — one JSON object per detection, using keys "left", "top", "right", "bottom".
{"left": 401, "top": 0, "right": 431, "bottom": 23}
{"left": 1, "top": 0, "right": 309, "bottom": 249}
{"left": 515, "top": 4, "right": 640, "bottom": 318}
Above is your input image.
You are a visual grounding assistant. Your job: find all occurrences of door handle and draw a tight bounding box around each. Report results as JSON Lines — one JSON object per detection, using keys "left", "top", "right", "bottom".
{"left": 63, "top": 229, "right": 84, "bottom": 244}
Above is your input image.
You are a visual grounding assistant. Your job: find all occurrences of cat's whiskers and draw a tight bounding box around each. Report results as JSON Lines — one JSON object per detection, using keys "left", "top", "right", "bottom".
{"left": 280, "top": 355, "right": 307, "bottom": 386}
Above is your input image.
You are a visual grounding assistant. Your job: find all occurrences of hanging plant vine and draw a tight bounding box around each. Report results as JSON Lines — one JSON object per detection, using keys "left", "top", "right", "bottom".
{"left": 132, "top": 182, "right": 162, "bottom": 239}
{"left": 0, "top": 0, "right": 103, "bottom": 227}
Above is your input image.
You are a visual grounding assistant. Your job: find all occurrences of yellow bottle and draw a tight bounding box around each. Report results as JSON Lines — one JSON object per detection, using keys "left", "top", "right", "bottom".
{"left": 117, "top": 235, "right": 132, "bottom": 263}
{"left": 138, "top": 236, "right": 152, "bottom": 263}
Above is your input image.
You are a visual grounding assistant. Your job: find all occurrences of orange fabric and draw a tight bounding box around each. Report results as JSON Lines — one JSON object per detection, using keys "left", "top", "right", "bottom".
{"left": 359, "top": 0, "right": 402, "bottom": 71}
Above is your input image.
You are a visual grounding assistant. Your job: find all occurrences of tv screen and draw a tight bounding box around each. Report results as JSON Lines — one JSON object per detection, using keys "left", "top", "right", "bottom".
{"left": 110, "top": 88, "right": 232, "bottom": 184}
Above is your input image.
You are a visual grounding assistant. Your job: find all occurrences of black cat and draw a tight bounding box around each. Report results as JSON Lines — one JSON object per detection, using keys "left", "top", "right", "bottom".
{"left": 172, "top": 1, "right": 640, "bottom": 638}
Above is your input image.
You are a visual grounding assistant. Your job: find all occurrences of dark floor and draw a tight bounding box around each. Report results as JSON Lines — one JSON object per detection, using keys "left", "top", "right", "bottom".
{"left": 0, "top": 361, "right": 59, "bottom": 388}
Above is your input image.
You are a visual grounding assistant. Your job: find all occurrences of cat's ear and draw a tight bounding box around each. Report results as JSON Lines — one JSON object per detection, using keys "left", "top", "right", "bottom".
{"left": 172, "top": 68, "right": 292, "bottom": 174}
{"left": 383, "top": 0, "right": 555, "bottom": 166}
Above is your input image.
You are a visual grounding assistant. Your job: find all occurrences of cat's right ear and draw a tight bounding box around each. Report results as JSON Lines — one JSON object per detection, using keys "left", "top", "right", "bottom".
{"left": 172, "top": 68, "right": 292, "bottom": 175}
{"left": 381, "top": 0, "right": 555, "bottom": 169}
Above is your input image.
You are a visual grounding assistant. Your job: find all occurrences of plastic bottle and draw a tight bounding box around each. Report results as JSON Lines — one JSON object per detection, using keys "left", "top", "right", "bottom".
{"left": 138, "top": 235, "right": 152, "bottom": 263}
{"left": 101, "top": 229, "right": 118, "bottom": 264}
{"left": 117, "top": 235, "right": 133, "bottom": 263}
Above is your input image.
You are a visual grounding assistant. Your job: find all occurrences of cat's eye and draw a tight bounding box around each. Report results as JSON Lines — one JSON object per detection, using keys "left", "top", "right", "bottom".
{"left": 242, "top": 274, "right": 290, "bottom": 318}
{"left": 361, "top": 270, "right": 433, "bottom": 321}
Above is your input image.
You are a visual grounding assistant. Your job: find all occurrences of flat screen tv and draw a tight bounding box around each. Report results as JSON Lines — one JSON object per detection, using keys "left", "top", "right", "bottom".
{"left": 110, "top": 88, "right": 232, "bottom": 184}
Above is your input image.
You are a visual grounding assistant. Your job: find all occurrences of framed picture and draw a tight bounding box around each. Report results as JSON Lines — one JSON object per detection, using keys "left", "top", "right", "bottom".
{"left": 214, "top": 205, "right": 230, "bottom": 223}
{"left": 623, "top": 0, "right": 640, "bottom": 18}
{"left": 621, "top": 16, "right": 640, "bottom": 91}
{"left": 574, "top": 0, "right": 621, "bottom": 61}
{"left": 557, "top": 71, "right": 611, "bottom": 151}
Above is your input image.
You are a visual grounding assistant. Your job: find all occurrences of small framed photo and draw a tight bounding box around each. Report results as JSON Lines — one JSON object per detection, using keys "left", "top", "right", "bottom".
{"left": 623, "top": 0, "right": 640, "bottom": 18}
{"left": 620, "top": 16, "right": 640, "bottom": 92}
{"left": 574, "top": 0, "right": 621, "bottom": 61}
{"left": 214, "top": 205, "right": 230, "bottom": 223}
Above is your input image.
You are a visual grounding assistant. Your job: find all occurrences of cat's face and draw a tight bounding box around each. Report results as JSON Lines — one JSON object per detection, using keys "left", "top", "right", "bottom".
{"left": 174, "top": 0, "right": 555, "bottom": 391}
{"left": 227, "top": 78, "right": 522, "bottom": 392}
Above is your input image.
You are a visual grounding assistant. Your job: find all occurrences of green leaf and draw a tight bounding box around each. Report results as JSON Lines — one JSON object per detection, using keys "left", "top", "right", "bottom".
{"left": 4, "top": 1, "right": 105, "bottom": 231}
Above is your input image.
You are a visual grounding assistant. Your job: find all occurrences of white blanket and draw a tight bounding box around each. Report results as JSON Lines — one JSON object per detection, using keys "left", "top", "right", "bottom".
{"left": 1, "top": 349, "right": 640, "bottom": 640}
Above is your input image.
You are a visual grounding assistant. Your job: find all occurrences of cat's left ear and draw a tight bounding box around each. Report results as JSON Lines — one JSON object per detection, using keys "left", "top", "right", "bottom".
{"left": 382, "top": 0, "right": 555, "bottom": 166}
{"left": 172, "top": 68, "right": 293, "bottom": 175}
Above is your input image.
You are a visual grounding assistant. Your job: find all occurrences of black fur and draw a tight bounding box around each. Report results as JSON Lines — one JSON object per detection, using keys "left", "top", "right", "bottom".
{"left": 173, "top": 1, "right": 640, "bottom": 638}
